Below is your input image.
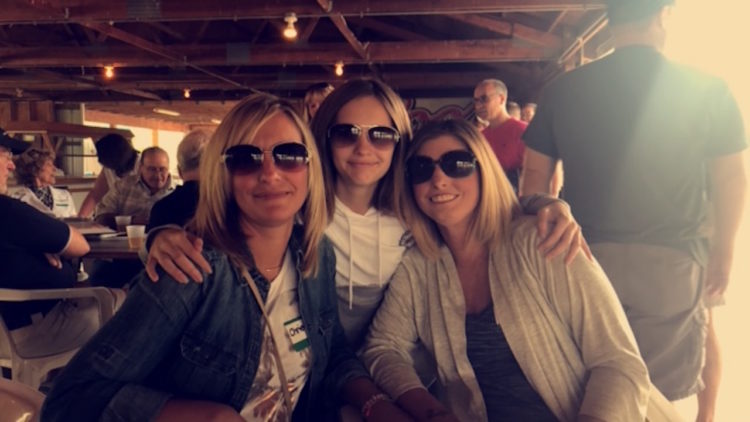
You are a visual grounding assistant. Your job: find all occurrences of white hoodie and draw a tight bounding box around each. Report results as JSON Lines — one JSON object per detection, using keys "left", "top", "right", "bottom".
{"left": 325, "top": 197, "right": 407, "bottom": 348}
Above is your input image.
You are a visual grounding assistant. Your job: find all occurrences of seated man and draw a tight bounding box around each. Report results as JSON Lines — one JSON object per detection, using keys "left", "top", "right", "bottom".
{"left": 91, "top": 146, "right": 173, "bottom": 287}
{"left": 95, "top": 146, "right": 173, "bottom": 230}
{"left": 0, "top": 130, "right": 122, "bottom": 362}
{"left": 146, "top": 130, "right": 208, "bottom": 231}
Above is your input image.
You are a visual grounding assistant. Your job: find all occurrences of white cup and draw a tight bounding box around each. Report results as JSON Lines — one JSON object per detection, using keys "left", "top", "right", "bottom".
{"left": 115, "top": 215, "right": 132, "bottom": 232}
{"left": 126, "top": 225, "right": 146, "bottom": 249}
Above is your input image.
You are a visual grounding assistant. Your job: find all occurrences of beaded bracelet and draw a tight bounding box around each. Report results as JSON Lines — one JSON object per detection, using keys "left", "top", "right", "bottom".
{"left": 361, "top": 393, "right": 392, "bottom": 419}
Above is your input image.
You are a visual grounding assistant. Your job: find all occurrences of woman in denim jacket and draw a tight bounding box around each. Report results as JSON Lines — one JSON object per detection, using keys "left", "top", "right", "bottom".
{"left": 42, "top": 93, "right": 407, "bottom": 422}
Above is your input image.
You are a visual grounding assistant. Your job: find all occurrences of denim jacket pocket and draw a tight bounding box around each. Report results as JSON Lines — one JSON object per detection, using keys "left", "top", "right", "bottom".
{"left": 180, "top": 333, "right": 239, "bottom": 375}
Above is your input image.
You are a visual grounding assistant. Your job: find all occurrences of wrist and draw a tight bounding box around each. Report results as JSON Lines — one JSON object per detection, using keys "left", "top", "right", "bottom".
{"left": 361, "top": 393, "right": 392, "bottom": 420}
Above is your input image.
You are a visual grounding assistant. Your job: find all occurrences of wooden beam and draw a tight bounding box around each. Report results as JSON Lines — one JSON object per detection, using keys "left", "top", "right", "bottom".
{"left": 357, "top": 17, "right": 430, "bottom": 41}
{"left": 2, "top": 1, "right": 606, "bottom": 23}
{"left": 450, "top": 14, "right": 562, "bottom": 48}
{"left": 24, "top": 69, "right": 164, "bottom": 101}
{"left": 79, "top": 21, "right": 250, "bottom": 90}
{"left": 327, "top": 13, "right": 368, "bottom": 59}
{"left": 147, "top": 22, "right": 186, "bottom": 42}
{"left": 0, "top": 40, "right": 555, "bottom": 67}
{"left": 299, "top": 17, "right": 319, "bottom": 42}
{"left": 547, "top": 10, "right": 568, "bottom": 33}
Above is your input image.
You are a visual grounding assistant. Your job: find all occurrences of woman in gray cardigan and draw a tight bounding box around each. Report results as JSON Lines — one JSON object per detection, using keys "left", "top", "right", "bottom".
{"left": 362, "top": 119, "right": 653, "bottom": 422}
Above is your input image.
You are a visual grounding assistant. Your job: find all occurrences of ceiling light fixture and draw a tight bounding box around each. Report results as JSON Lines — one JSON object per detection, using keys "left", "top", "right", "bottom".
{"left": 183, "top": 88, "right": 191, "bottom": 99}
{"left": 153, "top": 107, "right": 181, "bottom": 117}
{"left": 334, "top": 61, "right": 344, "bottom": 77}
{"left": 104, "top": 65, "right": 115, "bottom": 79}
{"left": 211, "top": 118, "right": 222, "bottom": 125}
{"left": 283, "top": 12, "right": 298, "bottom": 40}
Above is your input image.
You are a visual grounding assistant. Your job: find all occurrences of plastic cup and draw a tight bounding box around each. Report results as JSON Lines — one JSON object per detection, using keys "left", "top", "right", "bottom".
{"left": 126, "top": 225, "right": 146, "bottom": 249}
{"left": 115, "top": 215, "right": 132, "bottom": 232}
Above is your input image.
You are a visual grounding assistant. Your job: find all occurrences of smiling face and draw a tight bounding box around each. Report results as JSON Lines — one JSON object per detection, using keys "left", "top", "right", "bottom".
{"left": 36, "top": 158, "right": 56, "bottom": 187}
{"left": 232, "top": 111, "right": 309, "bottom": 232}
{"left": 331, "top": 95, "right": 396, "bottom": 200}
{"left": 412, "top": 134, "right": 480, "bottom": 236}
{"left": 140, "top": 150, "right": 170, "bottom": 193}
{"left": 473, "top": 82, "right": 504, "bottom": 123}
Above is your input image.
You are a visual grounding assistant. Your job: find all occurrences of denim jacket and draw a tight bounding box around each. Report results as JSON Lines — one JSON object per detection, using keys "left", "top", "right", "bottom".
{"left": 42, "top": 227, "right": 369, "bottom": 421}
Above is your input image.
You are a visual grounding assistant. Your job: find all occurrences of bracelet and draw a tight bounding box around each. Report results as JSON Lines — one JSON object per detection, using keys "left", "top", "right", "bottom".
{"left": 361, "top": 393, "right": 392, "bottom": 419}
{"left": 518, "top": 193, "right": 568, "bottom": 214}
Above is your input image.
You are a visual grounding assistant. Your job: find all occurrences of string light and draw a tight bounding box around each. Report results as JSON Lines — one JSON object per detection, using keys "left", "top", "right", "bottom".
{"left": 283, "top": 12, "right": 298, "bottom": 40}
{"left": 334, "top": 61, "right": 344, "bottom": 77}
{"left": 104, "top": 65, "right": 115, "bottom": 79}
{"left": 183, "top": 88, "right": 191, "bottom": 99}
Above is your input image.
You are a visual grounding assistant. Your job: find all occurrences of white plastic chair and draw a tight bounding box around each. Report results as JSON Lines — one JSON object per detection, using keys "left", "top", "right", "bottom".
{"left": 0, "top": 377, "right": 45, "bottom": 422}
{"left": 0, "top": 287, "right": 118, "bottom": 390}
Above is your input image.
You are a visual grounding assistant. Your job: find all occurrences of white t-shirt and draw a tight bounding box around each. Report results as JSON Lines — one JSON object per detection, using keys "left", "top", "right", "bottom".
{"left": 240, "top": 251, "right": 312, "bottom": 422}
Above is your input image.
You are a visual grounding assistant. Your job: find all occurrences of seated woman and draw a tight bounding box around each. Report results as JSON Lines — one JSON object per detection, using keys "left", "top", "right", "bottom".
{"left": 362, "top": 119, "right": 651, "bottom": 421}
{"left": 11, "top": 147, "right": 76, "bottom": 218}
{"left": 42, "top": 93, "right": 409, "bottom": 422}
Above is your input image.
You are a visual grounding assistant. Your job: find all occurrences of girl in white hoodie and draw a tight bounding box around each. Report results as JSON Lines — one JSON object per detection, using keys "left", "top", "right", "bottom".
{"left": 309, "top": 79, "right": 414, "bottom": 349}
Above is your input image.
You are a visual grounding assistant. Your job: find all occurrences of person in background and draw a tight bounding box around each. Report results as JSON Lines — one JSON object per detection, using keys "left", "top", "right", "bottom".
{"left": 11, "top": 147, "right": 77, "bottom": 218}
{"left": 507, "top": 101, "right": 521, "bottom": 120}
{"left": 520, "top": 1, "right": 747, "bottom": 420}
{"left": 42, "top": 93, "right": 410, "bottom": 422}
{"left": 78, "top": 133, "right": 139, "bottom": 218}
{"left": 94, "top": 146, "right": 173, "bottom": 229}
{"left": 0, "top": 131, "right": 123, "bottom": 372}
{"left": 147, "top": 130, "right": 210, "bottom": 231}
{"left": 521, "top": 102, "right": 537, "bottom": 122}
{"left": 473, "top": 79, "right": 527, "bottom": 192}
{"left": 303, "top": 82, "right": 335, "bottom": 123}
{"left": 364, "top": 119, "right": 653, "bottom": 422}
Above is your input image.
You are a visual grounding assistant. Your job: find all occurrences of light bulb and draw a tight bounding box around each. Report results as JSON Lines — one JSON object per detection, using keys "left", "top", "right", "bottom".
{"left": 183, "top": 88, "right": 191, "bottom": 99}
{"left": 104, "top": 66, "right": 115, "bottom": 79}
{"left": 283, "top": 13, "right": 298, "bottom": 40}
{"left": 334, "top": 61, "right": 344, "bottom": 77}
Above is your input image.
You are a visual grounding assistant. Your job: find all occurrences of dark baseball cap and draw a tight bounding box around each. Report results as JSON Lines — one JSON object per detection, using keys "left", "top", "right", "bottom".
{"left": 606, "top": 0, "right": 675, "bottom": 25}
{"left": 0, "top": 128, "right": 30, "bottom": 154}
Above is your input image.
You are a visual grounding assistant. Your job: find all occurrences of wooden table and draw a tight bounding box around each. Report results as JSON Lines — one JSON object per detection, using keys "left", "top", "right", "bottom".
{"left": 85, "top": 236, "right": 141, "bottom": 260}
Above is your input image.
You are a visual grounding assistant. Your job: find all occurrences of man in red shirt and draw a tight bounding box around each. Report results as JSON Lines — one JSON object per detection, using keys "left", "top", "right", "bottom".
{"left": 473, "top": 79, "right": 527, "bottom": 191}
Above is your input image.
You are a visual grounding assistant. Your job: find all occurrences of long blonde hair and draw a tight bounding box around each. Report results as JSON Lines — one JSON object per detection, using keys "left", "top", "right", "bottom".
{"left": 310, "top": 78, "right": 413, "bottom": 222}
{"left": 191, "top": 93, "right": 327, "bottom": 277}
{"left": 397, "top": 119, "right": 521, "bottom": 259}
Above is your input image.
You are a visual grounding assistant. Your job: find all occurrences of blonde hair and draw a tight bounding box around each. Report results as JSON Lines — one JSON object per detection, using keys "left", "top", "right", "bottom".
{"left": 191, "top": 93, "right": 327, "bottom": 277}
{"left": 397, "top": 119, "right": 521, "bottom": 259}
{"left": 310, "top": 78, "right": 413, "bottom": 222}
{"left": 14, "top": 147, "right": 55, "bottom": 187}
{"left": 303, "top": 83, "right": 335, "bottom": 123}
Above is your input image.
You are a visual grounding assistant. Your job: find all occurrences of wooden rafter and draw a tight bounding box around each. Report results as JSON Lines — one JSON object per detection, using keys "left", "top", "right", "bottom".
{"left": 299, "top": 17, "right": 319, "bottom": 42}
{"left": 6, "top": 1, "right": 606, "bottom": 24}
{"left": 450, "top": 14, "right": 562, "bottom": 48}
{"left": 0, "top": 40, "right": 554, "bottom": 67}
{"left": 24, "top": 68, "right": 164, "bottom": 101}
{"left": 357, "top": 17, "right": 430, "bottom": 41}
{"left": 78, "top": 22, "right": 250, "bottom": 90}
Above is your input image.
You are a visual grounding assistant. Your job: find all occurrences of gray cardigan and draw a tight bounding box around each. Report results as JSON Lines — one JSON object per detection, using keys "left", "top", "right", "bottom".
{"left": 363, "top": 217, "right": 651, "bottom": 421}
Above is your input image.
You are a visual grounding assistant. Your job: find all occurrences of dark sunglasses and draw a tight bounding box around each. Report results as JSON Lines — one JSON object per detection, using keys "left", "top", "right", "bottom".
{"left": 222, "top": 143, "right": 309, "bottom": 174}
{"left": 406, "top": 150, "right": 478, "bottom": 185}
{"left": 327, "top": 123, "right": 401, "bottom": 149}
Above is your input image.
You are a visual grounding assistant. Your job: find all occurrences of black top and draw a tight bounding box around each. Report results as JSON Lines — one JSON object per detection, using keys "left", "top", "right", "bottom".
{"left": 146, "top": 180, "right": 199, "bottom": 231}
{"left": 524, "top": 45, "right": 747, "bottom": 265}
{"left": 0, "top": 195, "right": 76, "bottom": 329}
{"left": 465, "top": 305, "right": 557, "bottom": 421}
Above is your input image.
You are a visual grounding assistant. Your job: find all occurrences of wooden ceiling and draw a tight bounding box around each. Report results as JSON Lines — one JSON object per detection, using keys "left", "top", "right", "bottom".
{"left": 0, "top": 0, "right": 612, "bottom": 126}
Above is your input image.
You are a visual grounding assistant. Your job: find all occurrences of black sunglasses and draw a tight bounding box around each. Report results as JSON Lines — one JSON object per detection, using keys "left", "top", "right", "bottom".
{"left": 222, "top": 143, "right": 309, "bottom": 174}
{"left": 406, "top": 150, "right": 478, "bottom": 185}
{"left": 327, "top": 123, "right": 401, "bottom": 149}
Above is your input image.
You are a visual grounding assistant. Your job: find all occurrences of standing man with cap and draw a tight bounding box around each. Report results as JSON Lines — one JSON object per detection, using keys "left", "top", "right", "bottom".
{"left": 520, "top": 1, "right": 747, "bottom": 420}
